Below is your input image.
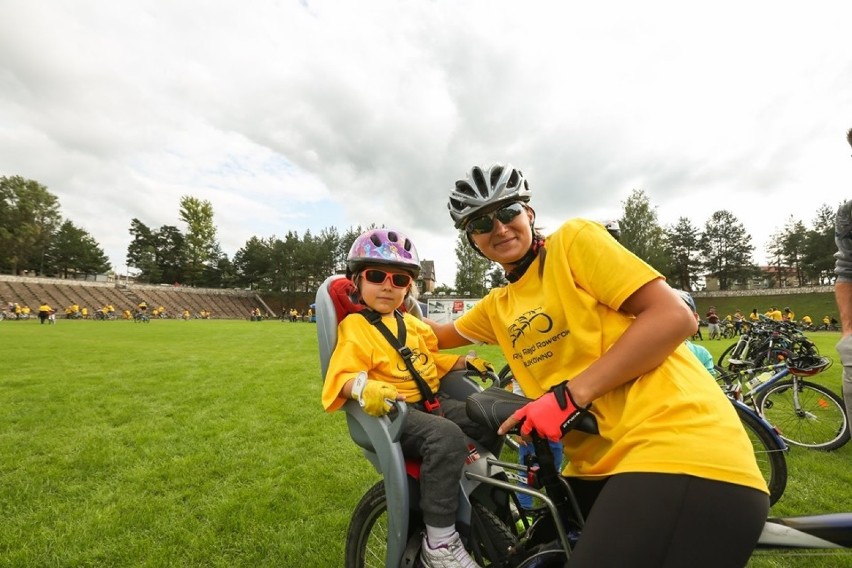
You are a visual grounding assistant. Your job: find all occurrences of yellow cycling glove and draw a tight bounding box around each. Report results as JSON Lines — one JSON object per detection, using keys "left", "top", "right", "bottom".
{"left": 351, "top": 372, "right": 399, "bottom": 417}
{"left": 465, "top": 354, "right": 495, "bottom": 377}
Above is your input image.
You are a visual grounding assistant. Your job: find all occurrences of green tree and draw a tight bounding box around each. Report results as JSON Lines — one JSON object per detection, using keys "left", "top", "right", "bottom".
{"left": 664, "top": 217, "right": 702, "bottom": 291}
{"left": 0, "top": 175, "right": 62, "bottom": 274}
{"left": 46, "top": 220, "right": 111, "bottom": 278}
{"left": 179, "top": 195, "right": 218, "bottom": 286}
{"left": 802, "top": 204, "right": 838, "bottom": 284}
{"left": 766, "top": 216, "right": 808, "bottom": 287}
{"left": 212, "top": 254, "right": 236, "bottom": 288}
{"left": 198, "top": 243, "right": 233, "bottom": 288}
{"left": 278, "top": 231, "right": 302, "bottom": 293}
{"left": 488, "top": 266, "right": 508, "bottom": 289}
{"left": 309, "top": 227, "right": 341, "bottom": 286}
{"left": 618, "top": 189, "right": 670, "bottom": 272}
{"left": 155, "top": 225, "right": 185, "bottom": 285}
{"left": 126, "top": 218, "right": 160, "bottom": 283}
{"left": 700, "top": 210, "right": 758, "bottom": 291}
{"left": 454, "top": 232, "right": 492, "bottom": 297}
{"left": 234, "top": 236, "right": 273, "bottom": 290}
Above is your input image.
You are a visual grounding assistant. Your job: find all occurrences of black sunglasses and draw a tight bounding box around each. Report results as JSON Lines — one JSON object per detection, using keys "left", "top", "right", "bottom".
{"left": 363, "top": 269, "right": 412, "bottom": 288}
{"left": 465, "top": 202, "right": 526, "bottom": 235}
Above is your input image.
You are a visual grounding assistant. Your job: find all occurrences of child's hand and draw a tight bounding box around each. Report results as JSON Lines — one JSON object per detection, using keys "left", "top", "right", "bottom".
{"left": 354, "top": 380, "right": 402, "bottom": 417}
{"left": 465, "top": 353, "right": 495, "bottom": 377}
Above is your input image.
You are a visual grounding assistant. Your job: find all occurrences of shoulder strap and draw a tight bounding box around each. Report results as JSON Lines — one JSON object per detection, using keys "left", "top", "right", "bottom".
{"left": 360, "top": 309, "right": 442, "bottom": 414}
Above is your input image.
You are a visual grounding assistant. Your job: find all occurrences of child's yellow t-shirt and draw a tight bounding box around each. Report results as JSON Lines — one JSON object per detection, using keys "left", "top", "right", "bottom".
{"left": 323, "top": 311, "right": 459, "bottom": 412}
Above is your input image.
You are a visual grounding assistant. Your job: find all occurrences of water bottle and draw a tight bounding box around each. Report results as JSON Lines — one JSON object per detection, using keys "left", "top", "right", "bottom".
{"left": 746, "top": 371, "right": 772, "bottom": 392}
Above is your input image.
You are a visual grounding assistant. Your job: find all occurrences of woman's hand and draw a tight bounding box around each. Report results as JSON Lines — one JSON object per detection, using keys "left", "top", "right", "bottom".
{"left": 498, "top": 381, "right": 587, "bottom": 441}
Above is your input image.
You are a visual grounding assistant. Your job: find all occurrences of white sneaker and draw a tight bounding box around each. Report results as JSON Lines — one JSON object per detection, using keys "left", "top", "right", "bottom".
{"left": 420, "top": 533, "right": 481, "bottom": 568}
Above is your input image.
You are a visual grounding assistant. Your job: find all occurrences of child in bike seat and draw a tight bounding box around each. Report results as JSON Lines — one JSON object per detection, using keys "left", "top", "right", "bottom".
{"left": 321, "top": 228, "right": 496, "bottom": 568}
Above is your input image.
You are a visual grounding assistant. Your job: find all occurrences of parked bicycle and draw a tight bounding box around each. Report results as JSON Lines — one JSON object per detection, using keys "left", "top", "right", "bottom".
{"left": 717, "top": 316, "right": 810, "bottom": 372}
{"left": 345, "top": 386, "right": 852, "bottom": 567}
{"left": 716, "top": 355, "right": 850, "bottom": 451}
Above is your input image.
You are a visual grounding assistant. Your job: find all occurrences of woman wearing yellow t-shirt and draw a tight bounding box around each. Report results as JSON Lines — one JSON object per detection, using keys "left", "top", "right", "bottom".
{"left": 429, "top": 164, "right": 768, "bottom": 567}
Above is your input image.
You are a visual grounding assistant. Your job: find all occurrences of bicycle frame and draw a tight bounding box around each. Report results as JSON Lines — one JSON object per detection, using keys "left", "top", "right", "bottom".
{"left": 740, "top": 362, "right": 790, "bottom": 405}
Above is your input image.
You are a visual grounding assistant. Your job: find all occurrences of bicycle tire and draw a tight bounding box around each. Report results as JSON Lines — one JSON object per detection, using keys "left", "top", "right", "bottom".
{"left": 345, "top": 481, "right": 392, "bottom": 568}
{"left": 467, "top": 502, "right": 519, "bottom": 566}
{"left": 732, "top": 403, "right": 787, "bottom": 506}
{"left": 345, "top": 481, "right": 517, "bottom": 568}
{"left": 717, "top": 342, "right": 742, "bottom": 369}
{"left": 756, "top": 379, "right": 850, "bottom": 451}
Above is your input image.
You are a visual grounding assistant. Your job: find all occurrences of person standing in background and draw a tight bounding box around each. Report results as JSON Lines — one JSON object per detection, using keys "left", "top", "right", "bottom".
{"left": 835, "top": 128, "right": 852, "bottom": 421}
{"left": 37, "top": 301, "right": 52, "bottom": 325}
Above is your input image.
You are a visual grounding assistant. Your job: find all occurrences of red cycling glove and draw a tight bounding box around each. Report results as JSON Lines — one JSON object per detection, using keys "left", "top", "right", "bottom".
{"left": 512, "top": 381, "right": 589, "bottom": 441}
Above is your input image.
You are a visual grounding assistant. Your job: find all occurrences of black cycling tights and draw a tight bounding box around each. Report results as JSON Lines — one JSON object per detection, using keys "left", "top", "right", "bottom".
{"left": 566, "top": 473, "right": 769, "bottom": 568}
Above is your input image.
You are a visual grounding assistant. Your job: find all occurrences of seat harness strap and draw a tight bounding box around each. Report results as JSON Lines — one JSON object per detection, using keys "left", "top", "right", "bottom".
{"left": 360, "top": 308, "right": 443, "bottom": 415}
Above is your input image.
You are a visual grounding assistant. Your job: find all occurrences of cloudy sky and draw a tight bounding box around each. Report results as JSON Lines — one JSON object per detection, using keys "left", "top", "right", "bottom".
{"left": 1, "top": 1, "right": 850, "bottom": 286}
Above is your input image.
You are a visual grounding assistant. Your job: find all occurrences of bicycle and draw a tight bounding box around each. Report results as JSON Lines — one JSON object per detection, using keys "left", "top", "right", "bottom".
{"left": 716, "top": 355, "right": 850, "bottom": 451}
{"left": 345, "top": 386, "right": 852, "bottom": 567}
{"left": 720, "top": 320, "right": 737, "bottom": 339}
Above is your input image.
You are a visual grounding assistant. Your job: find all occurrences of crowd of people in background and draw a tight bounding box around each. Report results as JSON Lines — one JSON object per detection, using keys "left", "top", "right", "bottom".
{"left": 280, "top": 306, "right": 313, "bottom": 322}
{"left": 1, "top": 300, "right": 220, "bottom": 322}
{"left": 693, "top": 303, "right": 839, "bottom": 340}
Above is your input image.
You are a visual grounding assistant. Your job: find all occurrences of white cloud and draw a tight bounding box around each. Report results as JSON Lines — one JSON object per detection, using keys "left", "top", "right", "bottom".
{"left": 1, "top": 0, "right": 850, "bottom": 285}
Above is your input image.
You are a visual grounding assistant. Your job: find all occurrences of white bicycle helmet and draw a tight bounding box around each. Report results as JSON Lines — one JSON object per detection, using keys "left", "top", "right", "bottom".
{"left": 346, "top": 228, "right": 421, "bottom": 279}
{"left": 601, "top": 219, "right": 621, "bottom": 241}
{"left": 448, "top": 163, "right": 531, "bottom": 229}
{"left": 675, "top": 289, "right": 697, "bottom": 314}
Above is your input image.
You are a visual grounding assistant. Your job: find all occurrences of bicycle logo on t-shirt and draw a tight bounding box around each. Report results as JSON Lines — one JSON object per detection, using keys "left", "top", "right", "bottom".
{"left": 508, "top": 309, "right": 553, "bottom": 348}
{"left": 395, "top": 348, "right": 429, "bottom": 373}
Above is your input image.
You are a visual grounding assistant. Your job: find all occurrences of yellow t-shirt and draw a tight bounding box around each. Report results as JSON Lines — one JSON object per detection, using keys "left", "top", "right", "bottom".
{"left": 455, "top": 218, "right": 767, "bottom": 494}
{"left": 323, "top": 311, "right": 460, "bottom": 412}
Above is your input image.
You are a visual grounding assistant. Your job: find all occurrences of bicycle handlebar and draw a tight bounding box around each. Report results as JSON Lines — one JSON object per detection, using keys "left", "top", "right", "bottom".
{"left": 466, "top": 387, "right": 600, "bottom": 437}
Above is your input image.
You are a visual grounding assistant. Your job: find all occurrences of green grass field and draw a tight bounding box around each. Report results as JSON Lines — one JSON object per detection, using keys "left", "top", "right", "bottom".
{"left": 1, "top": 319, "right": 851, "bottom": 567}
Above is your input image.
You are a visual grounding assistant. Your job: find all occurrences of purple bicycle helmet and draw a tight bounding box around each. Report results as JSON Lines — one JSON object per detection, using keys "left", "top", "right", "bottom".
{"left": 346, "top": 228, "right": 421, "bottom": 279}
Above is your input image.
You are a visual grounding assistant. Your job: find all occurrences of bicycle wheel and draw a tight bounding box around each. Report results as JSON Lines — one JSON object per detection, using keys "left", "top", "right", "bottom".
{"left": 467, "top": 502, "right": 519, "bottom": 566}
{"left": 346, "top": 481, "right": 393, "bottom": 568}
{"left": 717, "top": 342, "right": 742, "bottom": 369}
{"left": 732, "top": 403, "right": 787, "bottom": 506}
{"left": 756, "top": 379, "right": 850, "bottom": 451}
{"left": 346, "top": 481, "right": 517, "bottom": 567}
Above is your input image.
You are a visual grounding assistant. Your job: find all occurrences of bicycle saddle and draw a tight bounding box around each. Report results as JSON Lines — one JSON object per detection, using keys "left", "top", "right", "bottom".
{"left": 466, "top": 387, "right": 599, "bottom": 436}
